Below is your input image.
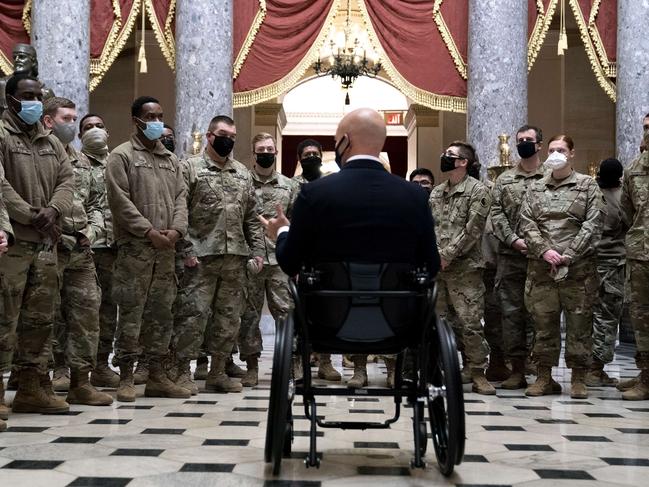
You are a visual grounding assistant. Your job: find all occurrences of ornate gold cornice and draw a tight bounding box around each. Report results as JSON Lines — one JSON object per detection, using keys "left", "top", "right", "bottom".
{"left": 528, "top": 0, "right": 559, "bottom": 70}
{"left": 432, "top": 0, "right": 467, "bottom": 80}
{"left": 144, "top": 0, "right": 176, "bottom": 71}
{"left": 357, "top": 0, "right": 466, "bottom": 113}
{"left": 233, "top": 0, "right": 341, "bottom": 108}
{"left": 233, "top": 0, "right": 267, "bottom": 79}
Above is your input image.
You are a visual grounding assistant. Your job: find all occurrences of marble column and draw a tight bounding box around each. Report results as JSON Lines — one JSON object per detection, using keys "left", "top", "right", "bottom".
{"left": 616, "top": 0, "right": 649, "bottom": 166}
{"left": 31, "top": 0, "right": 90, "bottom": 119}
{"left": 176, "top": 0, "right": 233, "bottom": 155}
{"left": 467, "top": 0, "right": 528, "bottom": 172}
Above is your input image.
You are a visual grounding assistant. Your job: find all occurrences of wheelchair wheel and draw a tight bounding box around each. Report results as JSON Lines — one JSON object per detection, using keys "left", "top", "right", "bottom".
{"left": 282, "top": 408, "right": 293, "bottom": 458}
{"left": 427, "top": 317, "right": 465, "bottom": 476}
{"left": 264, "top": 315, "right": 294, "bottom": 475}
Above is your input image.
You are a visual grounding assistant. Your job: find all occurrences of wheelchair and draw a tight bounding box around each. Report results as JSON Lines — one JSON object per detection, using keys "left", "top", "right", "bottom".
{"left": 264, "top": 262, "right": 465, "bottom": 476}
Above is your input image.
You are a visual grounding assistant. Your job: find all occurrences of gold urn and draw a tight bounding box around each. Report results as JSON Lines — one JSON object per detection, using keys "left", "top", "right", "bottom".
{"left": 487, "top": 133, "right": 513, "bottom": 181}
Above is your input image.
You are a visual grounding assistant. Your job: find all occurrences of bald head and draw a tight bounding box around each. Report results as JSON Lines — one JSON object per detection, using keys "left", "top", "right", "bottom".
{"left": 334, "top": 108, "right": 386, "bottom": 164}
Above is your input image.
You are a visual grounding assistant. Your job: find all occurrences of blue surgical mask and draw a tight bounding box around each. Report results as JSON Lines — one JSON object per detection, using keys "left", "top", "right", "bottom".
{"left": 16, "top": 100, "right": 43, "bottom": 125}
{"left": 138, "top": 120, "right": 164, "bottom": 140}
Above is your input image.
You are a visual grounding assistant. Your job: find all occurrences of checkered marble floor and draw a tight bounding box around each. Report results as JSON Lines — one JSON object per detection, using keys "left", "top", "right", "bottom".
{"left": 1, "top": 337, "right": 648, "bottom": 487}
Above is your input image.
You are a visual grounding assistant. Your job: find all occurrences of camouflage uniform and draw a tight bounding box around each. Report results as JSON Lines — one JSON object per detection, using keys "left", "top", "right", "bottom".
{"left": 429, "top": 175, "right": 491, "bottom": 369}
{"left": 238, "top": 170, "right": 297, "bottom": 359}
{"left": 52, "top": 148, "right": 104, "bottom": 371}
{"left": 0, "top": 165, "right": 13, "bottom": 244}
{"left": 621, "top": 151, "right": 649, "bottom": 369}
{"left": 592, "top": 187, "right": 625, "bottom": 364}
{"left": 491, "top": 164, "right": 545, "bottom": 360}
{"left": 520, "top": 171, "right": 604, "bottom": 368}
{"left": 105, "top": 135, "right": 187, "bottom": 364}
{"left": 172, "top": 153, "right": 264, "bottom": 359}
{"left": 0, "top": 110, "right": 74, "bottom": 374}
{"left": 482, "top": 181, "right": 503, "bottom": 361}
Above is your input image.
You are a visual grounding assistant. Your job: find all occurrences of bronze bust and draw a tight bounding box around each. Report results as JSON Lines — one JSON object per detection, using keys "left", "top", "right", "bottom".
{"left": 0, "top": 43, "right": 55, "bottom": 111}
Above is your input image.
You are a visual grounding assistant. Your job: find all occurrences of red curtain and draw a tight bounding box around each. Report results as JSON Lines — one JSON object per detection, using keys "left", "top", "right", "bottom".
{"left": 0, "top": 0, "right": 29, "bottom": 75}
{"left": 146, "top": 0, "right": 175, "bottom": 67}
{"left": 233, "top": 0, "right": 262, "bottom": 68}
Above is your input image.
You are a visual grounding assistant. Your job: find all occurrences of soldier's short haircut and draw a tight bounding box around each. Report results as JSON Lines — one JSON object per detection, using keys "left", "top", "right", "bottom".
{"left": 297, "top": 138, "right": 322, "bottom": 158}
{"left": 208, "top": 115, "right": 235, "bottom": 132}
{"left": 43, "top": 97, "right": 75, "bottom": 118}
{"left": 516, "top": 124, "right": 543, "bottom": 143}
{"left": 251, "top": 132, "right": 275, "bottom": 152}
{"left": 79, "top": 113, "right": 105, "bottom": 131}
{"left": 5, "top": 73, "right": 39, "bottom": 97}
{"left": 409, "top": 167, "right": 434, "bottom": 183}
{"left": 449, "top": 140, "right": 478, "bottom": 164}
{"left": 131, "top": 96, "right": 160, "bottom": 118}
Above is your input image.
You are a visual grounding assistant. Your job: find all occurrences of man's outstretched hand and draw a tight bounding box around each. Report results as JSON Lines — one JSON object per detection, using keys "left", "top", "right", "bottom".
{"left": 258, "top": 204, "right": 290, "bottom": 242}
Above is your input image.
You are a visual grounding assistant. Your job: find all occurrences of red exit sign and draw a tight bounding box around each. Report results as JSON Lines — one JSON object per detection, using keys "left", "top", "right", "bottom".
{"left": 383, "top": 111, "right": 403, "bottom": 126}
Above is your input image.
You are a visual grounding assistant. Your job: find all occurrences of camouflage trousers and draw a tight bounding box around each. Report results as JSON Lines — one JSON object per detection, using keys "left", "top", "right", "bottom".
{"left": 592, "top": 259, "right": 624, "bottom": 364}
{"left": 111, "top": 239, "right": 176, "bottom": 363}
{"left": 0, "top": 241, "right": 58, "bottom": 374}
{"left": 239, "top": 264, "right": 293, "bottom": 359}
{"left": 436, "top": 266, "right": 490, "bottom": 369}
{"left": 93, "top": 248, "right": 117, "bottom": 355}
{"left": 525, "top": 259, "right": 597, "bottom": 368}
{"left": 52, "top": 246, "right": 101, "bottom": 371}
{"left": 497, "top": 254, "right": 535, "bottom": 360}
{"left": 173, "top": 255, "right": 246, "bottom": 359}
{"left": 627, "top": 259, "right": 649, "bottom": 369}
{"left": 483, "top": 266, "right": 503, "bottom": 358}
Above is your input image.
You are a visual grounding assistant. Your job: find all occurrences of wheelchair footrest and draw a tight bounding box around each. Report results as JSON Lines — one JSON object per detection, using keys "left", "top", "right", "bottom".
{"left": 317, "top": 420, "right": 392, "bottom": 430}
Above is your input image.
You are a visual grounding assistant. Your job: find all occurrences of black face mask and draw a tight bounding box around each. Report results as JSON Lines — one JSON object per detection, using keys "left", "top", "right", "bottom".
{"left": 334, "top": 136, "right": 349, "bottom": 167}
{"left": 212, "top": 135, "right": 235, "bottom": 157}
{"left": 160, "top": 137, "right": 175, "bottom": 153}
{"left": 440, "top": 154, "right": 459, "bottom": 173}
{"left": 255, "top": 152, "right": 276, "bottom": 168}
{"left": 517, "top": 140, "right": 537, "bottom": 159}
{"left": 300, "top": 155, "right": 322, "bottom": 181}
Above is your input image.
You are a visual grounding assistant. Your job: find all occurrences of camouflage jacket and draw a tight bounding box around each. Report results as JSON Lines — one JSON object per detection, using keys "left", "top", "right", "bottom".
{"left": 429, "top": 175, "right": 491, "bottom": 270}
{"left": 520, "top": 170, "right": 604, "bottom": 262}
{"left": 621, "top": 151, "right": 649, "bottom": 261}
{"left": 251, "top": 169, "right": 298, "bottom": 265}
{"left": 481, "top": 179, "right": 499, "bottom": 268}
{"left": 491, "top": 163, "right": 546, "bottom": 255}
{"left": 106, "top": 135, "right": 187, "bottom": 243}
{"left": 597, "top": 187, "right": 625, "bottom": 262}
{"left": 182, "top": 152, "right": 264, "bottom": 259}
{"left": 0, "top": 164, "right": 14, "bottom": 245}
{"left": 85, "top": 151, "right": 114, "bottom": 249}
{"left": 0, "top": 109, "right": 74, "bottom": 244}
{"left": 58, "top": 146, "right": 104, "bottom": 250}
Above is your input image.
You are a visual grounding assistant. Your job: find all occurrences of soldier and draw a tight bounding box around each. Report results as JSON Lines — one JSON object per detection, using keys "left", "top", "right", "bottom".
{"left": 618, "top": 129, "right": 649, "bottom": 400}
{"left": 0, "top": 73, "right": 74, "bottom": 414}
{"left": 161, "top": 124, "right": 176, "bottom": 153}
{"left": 105, "top": 96, "right": 189, "bottom": 402}
{"left": 409, "top": 167, "right": 435, "bottom": 195}
{"left": 41, "top": 98, "right": 112, "bottom": 406}
{"left": 430, "top": 141, "right": 495, "bottom": 395}
{"left": 172, "top": 115, "right": 265, "bottom": 393}
{"left": 490, "top": 125, "right": 546, "bottom": 389}
{"left": 0, "top": 164, "right": 14, "bottom": 430}
{"left": 520, "top": 135, "right": 604, "bottom": 399}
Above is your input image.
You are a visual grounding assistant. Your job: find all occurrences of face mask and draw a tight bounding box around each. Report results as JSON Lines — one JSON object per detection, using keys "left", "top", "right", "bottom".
{"left": 82, "top": 127, "right": 109, "bottom": 152}
{"left": 136, "top": 119, "right": 164, "bottom": 140}
{"left": 334, "top": 136, "right": 348, "bottom": 167}
{"left": 212, "top": 135, "right": 235, "bottom": 157}
{"left": 51, "top": 122, "right": 76, "bottom": 145}
{"left": 161, "top": 137, "right": 175, "bottom": 153}
{"left": 255, "top": 152, "right": 275, "bottom": 168}
{"left": 545, "top": 151, "right": 569, "bottom": 170}
{"left": 440, "top": 154, "right": 459, "bottom": 173}
{"left": 300, "top": 155, "right": 322, "bottom": 181}
{"left": 517, "top": 140, "right": 537, "bottom": 159}
{"left": 15, "top": 99, "right": 42, "bottom": 125}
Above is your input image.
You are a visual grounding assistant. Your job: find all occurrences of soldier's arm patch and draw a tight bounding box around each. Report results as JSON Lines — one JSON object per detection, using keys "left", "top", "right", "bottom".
{"left": 480, "top": 197, "right": 488, "bottom": 207}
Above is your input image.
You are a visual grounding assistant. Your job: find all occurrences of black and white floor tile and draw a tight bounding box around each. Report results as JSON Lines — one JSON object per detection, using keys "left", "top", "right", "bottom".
{"left": 1, "top": 338, "right": 647, "bottom": 486}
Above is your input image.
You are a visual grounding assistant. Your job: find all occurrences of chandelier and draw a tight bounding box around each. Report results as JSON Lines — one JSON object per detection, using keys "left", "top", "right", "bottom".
{"left": 313, "top": 0, "right": 382, "bottom": 104}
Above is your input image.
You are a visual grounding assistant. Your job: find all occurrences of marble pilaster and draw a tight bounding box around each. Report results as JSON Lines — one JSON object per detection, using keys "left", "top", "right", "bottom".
{"left": 615, "top": 0, "right": 649, "bottom": 166}
{"left": 467, "top": 0, "right": 528, "bottom": 172}
{"left": 31, "top": 0, "right": 90, "bottom": 119}
{"left": 175, "top": 0, "right": 233, "bottom": 155}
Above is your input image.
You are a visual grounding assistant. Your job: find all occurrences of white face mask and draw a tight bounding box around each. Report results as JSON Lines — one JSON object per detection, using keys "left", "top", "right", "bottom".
{"left": 545, "top": 151, "right": 569, "bottom": 170}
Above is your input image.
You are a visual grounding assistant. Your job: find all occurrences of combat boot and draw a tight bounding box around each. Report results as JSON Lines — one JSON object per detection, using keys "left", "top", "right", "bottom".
{"left": 501, "top": 359, "right": 528, "bottom": 390}
{"left": 67, "top": 369, "right": 113, "bottom": 406}
{"left": 347, "top": 355, "right": 368, "bottom": 389}
{"left": 471, "top": 369, "right": 496, "bottom": 395}
{"left": 145, "top": 358, "right": 191, "bottom": 398}
{"left": 525, "top": 366, "right": 558, "bottom": 396}
{"left": 622, "top": 369, "right": 649, "bottom": 401}
{"left": 52, "top": 366, "right": 70, "bottom": 392}
{"left": 0, "top": 378, "right": 9, "bottom": 420}
{"left": 385, "top": 356, "right": 397, "bottom": 388}
{"left": 225, "top": 355, "right": 246, "bottom": 378}
{"left": 317, "top": 354, "right": 342, "bottom": 381}
{"left": 116, "top": 361, "right": 136, "bottom": 402}
{"left": 0, "top": 418, "right": 6, "bottom": 432}
{"left": 460, "top": 351, "right": 471, "bottom": 384}
{"left": 241, "top": 356, "right": 259, "bottom": 387}
{"left": 485, "top": 354, "right": 511, "bottom": 382}
{"left": 342, "top": 355, "right": 354, "bottom": 368}
{"left": 194, "top": 356, "right": 209, "bottom": 380}
{"left": 91, "top": 353, "right": 120, "bottom": 388}
{"left": 570, "top": 368, "right": 589, "bottom": 399}
{"left": 617, "top": 376, "right": 638, "bottom": 391}
{"left": 206, "top": 353, "right": 242, "bottom": 392}
{"left": 175, "top": 359, "right": 198, "bottom": 395}
{"left": 133, "top": 359, "right": 149, "bottom": 385}
{"left": 586, "top": 358, "right": 618, "bottom": 387}
{"left": 12, "top": 369, "right": 70, "bottom": 413}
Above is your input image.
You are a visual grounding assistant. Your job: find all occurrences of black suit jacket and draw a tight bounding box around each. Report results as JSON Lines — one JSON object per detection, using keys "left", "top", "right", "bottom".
{"left": 276, "top": 158, "right": 440, "bottom": 278}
